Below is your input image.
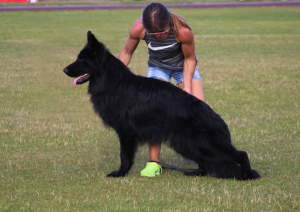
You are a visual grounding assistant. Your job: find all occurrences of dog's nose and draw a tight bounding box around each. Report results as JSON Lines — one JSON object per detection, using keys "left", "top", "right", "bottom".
{"left": 63, "top": 68, "right": 68, "bottom": 74}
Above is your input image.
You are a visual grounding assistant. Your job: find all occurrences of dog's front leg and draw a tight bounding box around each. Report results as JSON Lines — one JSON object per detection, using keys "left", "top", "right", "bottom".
{"left": 106, "top": 131, "right": 138, "bottom": 177}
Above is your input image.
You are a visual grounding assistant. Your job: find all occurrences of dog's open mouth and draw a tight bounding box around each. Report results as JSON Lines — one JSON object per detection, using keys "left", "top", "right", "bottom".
{"left": 73, "top": 74, "right": 91, "bottom": 88}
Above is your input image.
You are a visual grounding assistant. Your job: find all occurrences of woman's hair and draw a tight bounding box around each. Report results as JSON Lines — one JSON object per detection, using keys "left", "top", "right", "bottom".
{"left": 142, "top": 2, "right": 191, "bottom": 38}
{"left": 170, "top": 12, "right": 191, "bottom": 37}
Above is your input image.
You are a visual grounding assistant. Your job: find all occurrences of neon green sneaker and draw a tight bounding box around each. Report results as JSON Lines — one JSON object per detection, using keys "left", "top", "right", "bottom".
{"left": 140, "top": 162, "right": 162, "bottom": 177}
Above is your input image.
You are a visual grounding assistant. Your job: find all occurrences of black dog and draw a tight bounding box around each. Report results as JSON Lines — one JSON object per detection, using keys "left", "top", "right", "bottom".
{"left": 63, "top": 31, "right": 260, "bottom": 180}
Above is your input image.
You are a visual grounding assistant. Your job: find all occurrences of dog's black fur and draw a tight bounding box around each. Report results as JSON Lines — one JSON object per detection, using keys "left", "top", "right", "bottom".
{"left": 63, "top": 31, "right": 260, "bottom": 180}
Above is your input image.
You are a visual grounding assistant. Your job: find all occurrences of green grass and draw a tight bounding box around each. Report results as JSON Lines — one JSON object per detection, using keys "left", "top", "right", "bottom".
{"left": 0, "top": 7, "right": 299, "bottom": 211}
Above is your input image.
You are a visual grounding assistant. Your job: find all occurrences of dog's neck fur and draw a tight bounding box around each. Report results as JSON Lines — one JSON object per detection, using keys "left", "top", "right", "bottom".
{"left": 88, "top": 47, "right": 135, "bottom": 96}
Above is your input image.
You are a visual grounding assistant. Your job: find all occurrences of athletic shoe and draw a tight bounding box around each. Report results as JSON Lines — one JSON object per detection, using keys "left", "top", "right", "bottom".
{"left": 140, "top": 162, "right": 162, "bottom": 177}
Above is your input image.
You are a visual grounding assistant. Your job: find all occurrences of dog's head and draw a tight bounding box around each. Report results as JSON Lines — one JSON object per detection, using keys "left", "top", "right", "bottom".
{"left": 63, "top": 31, "right": 106, "bottom": 87}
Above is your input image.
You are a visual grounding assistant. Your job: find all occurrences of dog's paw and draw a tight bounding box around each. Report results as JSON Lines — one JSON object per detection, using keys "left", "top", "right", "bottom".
{"left": 106, "top": 170, "right": 127, "bottom": 178}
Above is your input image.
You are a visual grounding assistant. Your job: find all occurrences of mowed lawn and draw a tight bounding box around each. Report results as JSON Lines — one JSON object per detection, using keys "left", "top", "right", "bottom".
{"left": 0, "top": 6, "right": 299, "bottom": 211}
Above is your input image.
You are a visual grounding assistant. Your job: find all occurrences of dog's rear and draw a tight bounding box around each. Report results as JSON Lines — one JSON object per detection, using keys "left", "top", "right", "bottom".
{"left": 164, "top": 99, "right": 260, "bottom": 180}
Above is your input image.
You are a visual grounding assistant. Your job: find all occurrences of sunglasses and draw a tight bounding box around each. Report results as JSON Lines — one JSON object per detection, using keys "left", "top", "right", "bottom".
{"left": 146, "top": 29, "right": 169, "bottom": 36}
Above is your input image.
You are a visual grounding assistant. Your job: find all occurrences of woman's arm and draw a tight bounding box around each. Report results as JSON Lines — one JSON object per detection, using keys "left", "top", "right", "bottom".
{"left": 118, "top": 17, "right": 145, "bottom": 66}
{"left": 177, "top": 27, "right": 197, "bottom": 95}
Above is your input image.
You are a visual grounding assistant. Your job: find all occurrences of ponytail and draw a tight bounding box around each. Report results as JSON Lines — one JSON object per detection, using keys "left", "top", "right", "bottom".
{"left": 170, "top": 12, "right": 191, "bottom": 38}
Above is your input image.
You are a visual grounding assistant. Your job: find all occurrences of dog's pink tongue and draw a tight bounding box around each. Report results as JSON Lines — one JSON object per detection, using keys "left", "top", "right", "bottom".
{"left": 73, "top": 76, "right": 81, "bottom": 88}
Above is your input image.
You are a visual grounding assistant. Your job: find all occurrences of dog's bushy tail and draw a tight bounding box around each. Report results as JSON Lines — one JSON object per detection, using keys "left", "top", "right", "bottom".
{"left": 205, "top": 161, "right": 260, "bottom": 180}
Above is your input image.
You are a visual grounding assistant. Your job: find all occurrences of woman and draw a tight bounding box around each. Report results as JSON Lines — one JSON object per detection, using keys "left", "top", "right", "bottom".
{"left": 118, "top": 2, "right": 205, "bottom": 177}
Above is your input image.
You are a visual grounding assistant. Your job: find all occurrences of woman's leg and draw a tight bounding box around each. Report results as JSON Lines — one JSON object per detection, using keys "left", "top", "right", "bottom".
{"left": 141, "top": 66, "right": 170, "bottom": 176}
{"left": 149, "top": 142, "right": 161, "bottom": 162}
{"left": 141, "top": 143, "right": 162, "bottom": 177}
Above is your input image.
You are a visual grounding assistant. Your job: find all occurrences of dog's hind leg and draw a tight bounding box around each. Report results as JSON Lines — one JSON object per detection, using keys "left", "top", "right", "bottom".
{"left": 170, "top": 139, "right": 208, "bottom": 177}
{"left": 107, "top": 131, "right": 138, "bottom": 177}
{"left": 208, "top": 149, "right": 259, "bottom": 180}
{"left": 175, "top": 149, "right": 207, "bottom": 177}
{"left": 220, "top": 149, "right": 253, "bottom": 180}
{"left": 191, "top": 137, "right": 253, "bottom": 180}
{"left": 236, "top": 151, "right": 251, "bottom": 179}
{"left": 234, "top": 151, "right": 260, "bottom": 180}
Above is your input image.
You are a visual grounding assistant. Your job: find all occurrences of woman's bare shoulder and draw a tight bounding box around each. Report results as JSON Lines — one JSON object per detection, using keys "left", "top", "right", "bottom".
{"left": 130, "top": 16, "right": 145, "bottom": 40}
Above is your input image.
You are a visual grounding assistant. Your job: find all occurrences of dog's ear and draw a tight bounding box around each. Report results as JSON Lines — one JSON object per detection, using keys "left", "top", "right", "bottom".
{"left": 86, "top": 31, "right": 106, "bottom": 55}
{"left": 87, "top": 31, "right": 97, "bottom": 46}
{"left": 86, "top": 31, "right": 99, "bottom": 54}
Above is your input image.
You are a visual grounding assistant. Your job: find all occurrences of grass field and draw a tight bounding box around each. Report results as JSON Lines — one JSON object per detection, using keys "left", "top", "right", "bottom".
{"left": 0, "top": 6, "right": 299, "bottom": 211}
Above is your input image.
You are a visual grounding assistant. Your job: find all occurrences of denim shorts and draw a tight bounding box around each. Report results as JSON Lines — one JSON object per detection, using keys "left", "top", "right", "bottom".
{"left": 147, "top": 65, "right": 201, "bottom": 85}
